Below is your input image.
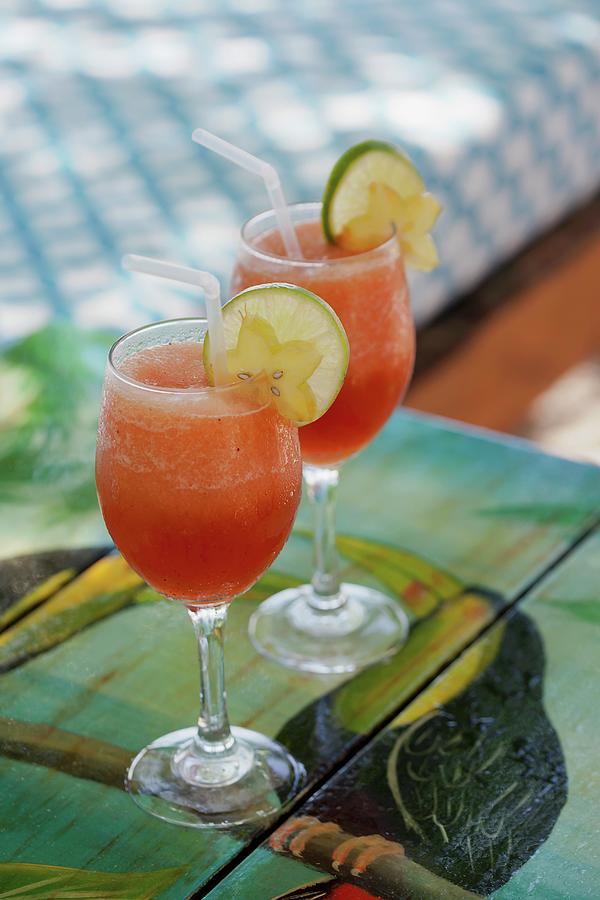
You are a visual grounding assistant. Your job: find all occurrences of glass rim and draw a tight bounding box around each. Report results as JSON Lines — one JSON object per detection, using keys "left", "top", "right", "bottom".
{"left": 107, "top": 316, "right": 266, "bottom": 398}
{"left": 239, "top": 201, "right": 399, "bottom": 269}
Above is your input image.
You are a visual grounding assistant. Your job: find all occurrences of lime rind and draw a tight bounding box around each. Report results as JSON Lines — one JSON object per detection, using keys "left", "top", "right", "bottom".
{"left": 322, "top": 140, "right": 441, "bottom": 272}
{"left": 322, "top": 141, "right": 423, "bottom": 242}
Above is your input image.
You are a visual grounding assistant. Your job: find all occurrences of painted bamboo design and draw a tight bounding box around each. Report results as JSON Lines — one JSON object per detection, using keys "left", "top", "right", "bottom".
{"left": 0, "top": 717, "right": 132, "bottom": 789}
{"left": 269, "top": 818, "right": 482, "bottom": 900}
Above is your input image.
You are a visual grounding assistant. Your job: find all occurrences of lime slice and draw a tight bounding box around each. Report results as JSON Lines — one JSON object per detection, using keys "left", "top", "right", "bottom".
{"left": 322, "top": 139, "right": 442, "bottom": 272}
{"left": 203, "top": 284, "right": 349, "bottom": 425}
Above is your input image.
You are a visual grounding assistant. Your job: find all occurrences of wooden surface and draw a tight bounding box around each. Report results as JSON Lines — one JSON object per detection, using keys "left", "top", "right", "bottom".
{"left": 407, "top": 229, "right": 600, "bottom": 433}
{"left": 1, "top": 407, "right": 600, "bottom": 898}
{"left": 208, "top": 528, "right": 600, "bottom": 899}
{"left": 411, "top": 192, "right": 600, "bottom": 382}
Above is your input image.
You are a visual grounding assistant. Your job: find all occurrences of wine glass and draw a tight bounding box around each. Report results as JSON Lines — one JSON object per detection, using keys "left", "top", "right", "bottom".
{"left": 232, "top": 203, "right": 414, "bottom": 674}
{"left": 96, "top": 318, "right": 304, "bottom": 827}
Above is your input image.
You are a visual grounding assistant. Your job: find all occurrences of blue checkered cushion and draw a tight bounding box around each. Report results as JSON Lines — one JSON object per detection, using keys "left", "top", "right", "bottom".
{"left": 0, "top": 0, "right": 599, "bottom": 341}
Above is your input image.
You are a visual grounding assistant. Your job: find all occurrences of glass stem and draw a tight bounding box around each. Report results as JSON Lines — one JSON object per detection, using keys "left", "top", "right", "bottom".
{"left": 173, "top": 602, "right": 255, "bottom": 787}
{"left": 188, "top": 603, "right": 235, "bottom": 756}
{"left": 304, "top": 464, "right": 345, "bottom": 611}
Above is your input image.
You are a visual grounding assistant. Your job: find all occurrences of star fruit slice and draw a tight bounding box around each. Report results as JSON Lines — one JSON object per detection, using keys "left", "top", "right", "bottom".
{"left": 322, "top": 139, "right": 442, "bottom": 272}
{"left": 203, "top": 284, "right": 349, "bottom": 425}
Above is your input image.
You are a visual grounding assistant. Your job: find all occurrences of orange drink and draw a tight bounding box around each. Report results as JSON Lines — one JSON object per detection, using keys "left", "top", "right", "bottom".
{"left": 231, "top": 204, "right": 415, "bottom": 466}
{"left": 96, "top": 333, "right": 300, "bottom": 603}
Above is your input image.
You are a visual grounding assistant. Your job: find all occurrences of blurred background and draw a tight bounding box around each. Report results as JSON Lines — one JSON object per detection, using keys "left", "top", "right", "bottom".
{"left": 0, "top": 0, "right": 599, "bottom": 556}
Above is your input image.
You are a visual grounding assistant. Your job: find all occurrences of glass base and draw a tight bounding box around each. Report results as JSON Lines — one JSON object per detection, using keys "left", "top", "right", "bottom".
{"left": 126, "top": 726, "right": 305, "bottom": 828}
{"left": 249, "top": 583, "right": 409, "bottom": 674}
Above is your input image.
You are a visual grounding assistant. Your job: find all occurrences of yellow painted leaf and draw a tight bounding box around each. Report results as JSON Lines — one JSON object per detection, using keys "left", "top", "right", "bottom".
{"left": 0, "top": 568, "right": 74, "bottom": 630}
{"left": 0, "top": 555, "right": 143, "bottom": 671}
{"left": 334, "top": 532, "right": 463, "bottom": 617}
{"left": 334, "top": 591, "right": 493, "bottom": 734}
{"left": 391, "top": 620, "right": 505, "bottom": 726}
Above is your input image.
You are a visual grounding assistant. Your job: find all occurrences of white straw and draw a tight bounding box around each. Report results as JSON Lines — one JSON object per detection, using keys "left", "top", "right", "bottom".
{"left": 192, "top": 128, "right": 303, "bottom": 260}
{"left": 122, "top": 254, "right": 229, "bottom": 386}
